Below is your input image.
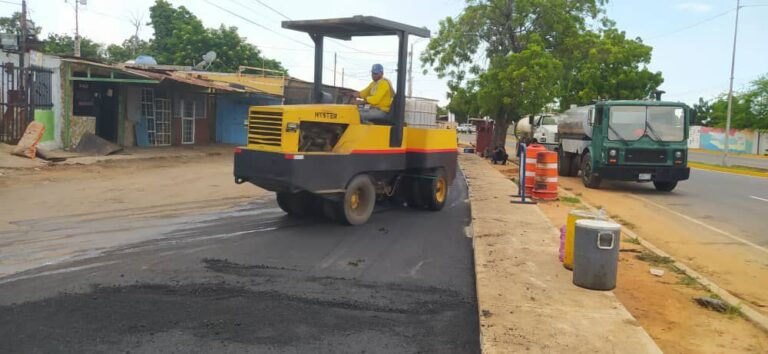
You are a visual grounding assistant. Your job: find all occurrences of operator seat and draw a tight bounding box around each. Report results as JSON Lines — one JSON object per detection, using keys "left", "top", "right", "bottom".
{"left": 360, "top": 93, "right": 397, "bottom": 125}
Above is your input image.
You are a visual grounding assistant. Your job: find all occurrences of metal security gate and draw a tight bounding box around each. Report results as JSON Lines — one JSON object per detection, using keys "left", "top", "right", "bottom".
{"left": 140, "top": 88, "right": 171, "bottom": 146}
{"left": 180, "top": 99, "right": 195, "bottom": 144}
{"left": 0, "top": 63, "right": 53, "bottom": 144}
{"left": 154, "top": 98, "right": 171, "bottom": 145}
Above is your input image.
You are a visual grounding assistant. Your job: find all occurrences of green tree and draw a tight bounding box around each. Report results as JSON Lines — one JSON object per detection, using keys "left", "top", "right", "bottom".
{"left": 693, "top": 97, "right": 713, "bottom": 126}
{"left": 206, "top": 25, "right": 283, "bottom": 73}
{"left": 422, "top": 0, "right": 606, "bottom": 147}
{"left": 707, "top": 75, "right": 768, "bottom": 130}
{"left": 475, "top": 38, "right": 562, "bottom": 144}
{"left": 446, "top": 83, "right": 479, "bottom": 124}
{"left": 422, "top": 0, "right": 665, "bottom": 147}
{"left": 0, "top": 12, "right": 41, "bottom": 36}
{"left": 745, "top": 75, "right": 768, "bottom": 130}
{"left": 148, "top": 0, "right": 284, "bottom": 73}
{"left": 557, "top": 27, "right": 663, "bottom": 109}
{"left": 105, "top": 37, "right": 152, "bottom": 63}
{"left": 41, "top": 34, "right": 103, "bottom": 60}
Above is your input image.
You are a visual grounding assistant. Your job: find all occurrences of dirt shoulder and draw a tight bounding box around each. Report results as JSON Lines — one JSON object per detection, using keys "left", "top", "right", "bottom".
{"left": 460, "top": 153, "right": 661, "bottom": 353}
{"left": 538, "top": 199, "right": 768, "bottom": 353}
{"left": 552, "top": 175, "right": 768, "bottom": 316}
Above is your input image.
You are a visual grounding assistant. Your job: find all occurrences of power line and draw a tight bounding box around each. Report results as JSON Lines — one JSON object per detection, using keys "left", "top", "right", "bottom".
{"left": 204, "top": 0, "right": 313, "bottom": 48}
{"left": 82, "top": 7, "right": 132, "bottom": 23}
{"left": 648, "top": 8, "right": 735, "bottom": 40}
{"left": 0, "top": 0, "right": 21, "bottom": 5}
{"left": 250, "top": 0, "right": 291, "bottom": 21}
{"left": 243, "top": 0, "right": 397, "bottom": 56}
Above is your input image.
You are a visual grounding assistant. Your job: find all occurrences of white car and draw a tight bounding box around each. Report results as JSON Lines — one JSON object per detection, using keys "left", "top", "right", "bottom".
{"left": 457, "top": 123, "right": 475, "bottom": 134}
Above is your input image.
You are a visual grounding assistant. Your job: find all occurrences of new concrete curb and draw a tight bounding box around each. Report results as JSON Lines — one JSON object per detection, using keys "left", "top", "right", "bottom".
{"left": 458, "top": 160, "right": 485, "bottom": 351}
{"left": 557, "top": 187, "right": 768, "bottom": 333}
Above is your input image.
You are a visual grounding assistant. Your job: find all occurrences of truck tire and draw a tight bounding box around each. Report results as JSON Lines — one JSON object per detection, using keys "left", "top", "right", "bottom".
{"left": 424, "top": 169, "right": 449, "bottom": 211}
{"left": 407, "top": 177, "right": 425, "bottom": 208}
{"left": 568, "top": 153, "right": 580, "bottom": 177}
{"left": 276, "top": 191, "right": 311, "bottom": 216}
{"left": 580, "top": 152, "right": 602, "bottom": 189}
{"left": 653, "top": 181, "right": 678, "bottom": 192}
{"left": 558, "top": 146, "right": 572, "bottom": 176}
{"left": 342, "top": 174, "right": 376, "bottom": 225}
{"left": 321, "top": 198, "right": 343, "bottom": 221}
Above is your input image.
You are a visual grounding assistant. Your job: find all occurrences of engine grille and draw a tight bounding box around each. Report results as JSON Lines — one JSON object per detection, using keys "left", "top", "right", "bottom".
{"left": 625, "top": 149, "right": 667, "bottom": 164}
{"left": 248, "top": 109, "right": 283, "bottom": 147}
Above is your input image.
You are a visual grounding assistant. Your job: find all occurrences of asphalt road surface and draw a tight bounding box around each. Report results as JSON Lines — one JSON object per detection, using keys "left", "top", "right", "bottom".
{"left": 576, "top": 168, "right": 768, "bottom": 247}
{"left": 0, "top": 173, "right": 479, "bottom": 353}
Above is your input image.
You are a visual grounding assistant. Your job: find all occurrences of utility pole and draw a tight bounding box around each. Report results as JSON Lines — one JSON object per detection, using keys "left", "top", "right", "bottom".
{"left": 407, "top": 42, "right": 413, "bottom": 97}
{"left": 20, "top": 0, "right": 28, "bottom": 118}
{"left": 722, "top": 0, "right": 741, "bottom": 166}
{"left": 19, "top": 0, "right": 27, "bottom": 78}
{"left": 74, "top": 0, "right": 81, "bottom": 57}
{"left": 333, "top": 52, "right": 337, "bottom": 86}
{"left": 341, "top": 68, "right": 344, "bottom": 87}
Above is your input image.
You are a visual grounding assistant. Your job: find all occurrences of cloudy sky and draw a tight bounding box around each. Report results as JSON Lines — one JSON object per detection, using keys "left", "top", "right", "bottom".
{"left": 4, "top": 0, "right": 767, "bottom": 107}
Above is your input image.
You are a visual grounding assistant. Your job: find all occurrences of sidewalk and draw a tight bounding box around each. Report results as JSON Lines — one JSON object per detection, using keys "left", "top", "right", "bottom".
{"left": 1, "top": 143, "right": 236, "bottom": 170}
{"left": 459, "top": 153, "right": 661, "bottom": 354}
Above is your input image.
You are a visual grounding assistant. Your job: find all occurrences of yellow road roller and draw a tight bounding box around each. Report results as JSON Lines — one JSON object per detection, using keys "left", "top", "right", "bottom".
{"left": 234, "top": 16, "right": 457, "bottom": 225}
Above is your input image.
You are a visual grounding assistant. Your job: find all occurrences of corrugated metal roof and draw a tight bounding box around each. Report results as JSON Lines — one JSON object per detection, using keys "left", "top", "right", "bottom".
{"left": 61, "top": 58, "right": 282, "bottom": 96}
{"left": 62, "top": 58, "right": 155, "bottom": 79}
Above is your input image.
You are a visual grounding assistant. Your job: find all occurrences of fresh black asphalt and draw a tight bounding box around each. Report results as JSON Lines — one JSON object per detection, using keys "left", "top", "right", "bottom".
{"left": 0, "top": 171, "right": 479, "bottom": 353}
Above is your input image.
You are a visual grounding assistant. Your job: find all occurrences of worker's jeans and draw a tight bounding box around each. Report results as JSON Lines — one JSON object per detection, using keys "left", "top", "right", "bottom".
{"left": 359, "top": 107, "right": 389, "bottom": 123}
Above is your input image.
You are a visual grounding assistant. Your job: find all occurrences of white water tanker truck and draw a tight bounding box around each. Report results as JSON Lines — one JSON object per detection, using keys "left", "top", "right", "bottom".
{"left": 514, "top": 114, "right": 559, "bottom": 151}
{"left": 556, "top": 100, "right": 691, "bottom": 191}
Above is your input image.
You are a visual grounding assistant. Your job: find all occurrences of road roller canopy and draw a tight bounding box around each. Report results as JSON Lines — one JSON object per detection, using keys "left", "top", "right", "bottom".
{"left": 282, "top": 16, "right": 430, "bottom": 40}
{"left": 281, "top": 16, "right": 430, "bottom": 147}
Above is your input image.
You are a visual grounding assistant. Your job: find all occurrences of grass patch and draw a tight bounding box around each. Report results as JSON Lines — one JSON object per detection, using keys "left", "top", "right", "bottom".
{"left": 623, "top": 237, "right": 641, "bottom": 245}
{"left": 708, "top": 294, "right": 743, "bottom": 317}
{"left": 669, "top": 265, "right": 686, "bottom": 274}
{"left": 677, "top": 274, "right": 699, "bottom": 287}
{"left": 560, "top": 196, "right": 581, "bottom": 204}
{"left": 636, "top": 251, "right": 674, "bottom": 265}
{"left": 609, "top": 214, "right": 637, "bottom": 229}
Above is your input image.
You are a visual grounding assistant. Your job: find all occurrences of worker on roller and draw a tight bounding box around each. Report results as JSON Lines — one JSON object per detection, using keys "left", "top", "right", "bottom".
{"left": 356, "top": 63, "right": 394, "bottom": 122}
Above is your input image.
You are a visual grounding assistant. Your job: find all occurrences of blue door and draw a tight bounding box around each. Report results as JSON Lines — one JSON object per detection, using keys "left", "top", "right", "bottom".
{"left": 216, "top": 94, "right": 282, "bottom": 145}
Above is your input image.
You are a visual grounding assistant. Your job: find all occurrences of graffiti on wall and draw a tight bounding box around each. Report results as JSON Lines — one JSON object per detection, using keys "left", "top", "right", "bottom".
{"left": 699, "top": 127, "right": 754, "bottom": 154}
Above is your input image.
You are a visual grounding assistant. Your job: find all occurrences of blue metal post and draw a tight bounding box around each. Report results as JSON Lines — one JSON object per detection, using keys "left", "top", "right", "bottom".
{"left": 519, "top": 143, "right": 527, "bottom": 201}
{"left": 511, "top": 142, "right": 536, "bottom": 204}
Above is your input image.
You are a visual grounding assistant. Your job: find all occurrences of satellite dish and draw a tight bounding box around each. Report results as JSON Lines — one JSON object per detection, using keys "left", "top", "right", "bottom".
{"left": 202, "top": 51, "right": 217, "bottom": 64}
{"left": 135, "top": 55, "right": 157, "bottom": 65}
{"left": 194, "top": 51, "right": 217, "bottom": 70}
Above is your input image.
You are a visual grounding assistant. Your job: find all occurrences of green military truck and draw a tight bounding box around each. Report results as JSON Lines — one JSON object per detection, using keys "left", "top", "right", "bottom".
{"left": 557, "top": 100, "right": 691, "bottom": 191}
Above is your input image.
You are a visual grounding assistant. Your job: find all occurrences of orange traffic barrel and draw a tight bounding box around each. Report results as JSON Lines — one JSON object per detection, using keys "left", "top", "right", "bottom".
{"left": 524, "top": 144, "right": 546, "bottom": 195}
{"left": 533, "top": 151, "right": 558, "bottom": 201}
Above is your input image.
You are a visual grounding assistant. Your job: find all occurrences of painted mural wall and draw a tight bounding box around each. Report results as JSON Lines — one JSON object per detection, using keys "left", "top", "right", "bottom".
{"left": 688, "top": 126, "right": 764, "bottom": 154}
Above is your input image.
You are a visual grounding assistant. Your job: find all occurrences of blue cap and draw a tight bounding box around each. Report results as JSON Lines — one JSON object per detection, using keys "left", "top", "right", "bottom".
{"left": 371, "top": 64, "right": 384, "bottom": 74}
